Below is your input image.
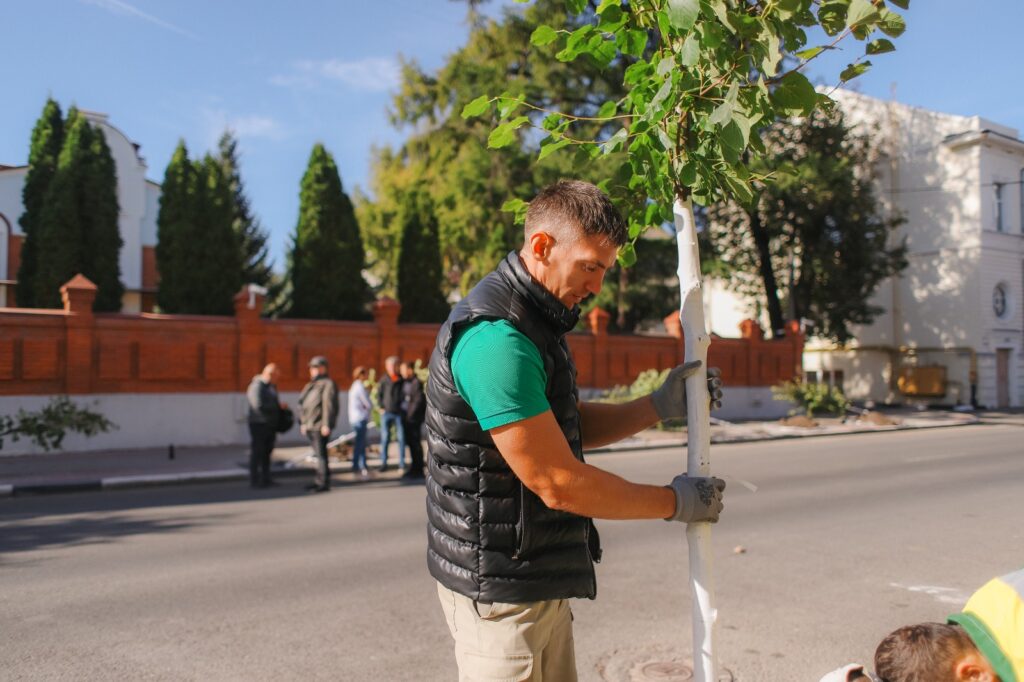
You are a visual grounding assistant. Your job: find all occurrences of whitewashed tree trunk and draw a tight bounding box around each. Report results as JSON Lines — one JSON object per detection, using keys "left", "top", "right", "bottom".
{"left": 673, "top": 198, "right": 717, "bottom": 682}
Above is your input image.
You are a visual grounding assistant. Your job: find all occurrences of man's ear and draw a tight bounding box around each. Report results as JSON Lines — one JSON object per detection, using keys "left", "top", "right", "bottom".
{"left": 527, "top": 231, "right": 554, "bottom": 261}
{"left": 955, "top": 652, "right": 997, "bottom": 681}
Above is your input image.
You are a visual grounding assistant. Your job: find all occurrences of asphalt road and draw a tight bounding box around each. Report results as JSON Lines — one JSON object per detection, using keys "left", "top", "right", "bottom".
{"left": 1, "top": 424, "right": 1020, "bottom": 681}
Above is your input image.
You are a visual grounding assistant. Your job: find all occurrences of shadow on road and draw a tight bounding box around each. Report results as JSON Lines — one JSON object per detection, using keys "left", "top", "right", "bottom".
{"left": 0, "top": 511, "right": 227, "bottom": 558}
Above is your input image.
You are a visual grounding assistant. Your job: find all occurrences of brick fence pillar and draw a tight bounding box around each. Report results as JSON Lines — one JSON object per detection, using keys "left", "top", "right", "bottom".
{"left": 234, "top": 285, "right": 267, "bottom": 388}
{"left": 740, "top": 318, "right": 764, "bottom": 385}
{"left": 61, "top": 274, "right": 97, "bottom": 394}
{"left": 587, "top": 307, "right": 611, "bottom": 388}
{"left": 373, "top": 297, "right": 402, "bottom": 369}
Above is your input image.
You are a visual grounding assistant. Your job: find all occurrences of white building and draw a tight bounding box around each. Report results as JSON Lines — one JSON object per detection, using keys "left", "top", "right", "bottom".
{"left": 0, "top": 111, "right": 160, "bottom": 311}
{"left": 707, "top": 89, "right": 1024, "bottom": 409}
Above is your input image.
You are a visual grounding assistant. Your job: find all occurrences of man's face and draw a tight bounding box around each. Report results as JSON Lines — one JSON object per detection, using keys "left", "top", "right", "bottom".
{"left": 269, "top": 367, "right": 280, "bottom": 383}
{"left": 532, "top": 231, "right": 618, "bottom": 309}
{"left": 400, "top": 363, "right": 413, "bottom": 379}
{"left": 309, "top": 365, "right": 323, "bottom": 379}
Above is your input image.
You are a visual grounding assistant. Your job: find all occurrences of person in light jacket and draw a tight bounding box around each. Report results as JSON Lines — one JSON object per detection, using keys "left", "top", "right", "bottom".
{"left": 299, "top": 356, "right": 339, "bottom": 493}
{"left": 348, "top": 366, "right": 372, "bottom": 477}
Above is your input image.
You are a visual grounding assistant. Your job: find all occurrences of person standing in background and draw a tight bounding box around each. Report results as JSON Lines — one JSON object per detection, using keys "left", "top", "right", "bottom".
{"left": 299, "top": 356, "right": 339, "bottom": 493}
{"left": 246, "top": 363, "right": 283, "bottom": 489}
{"left": 375, "top": 355, "right": 405, "bottom": 473}
{"left": 399, "top": 361, "right": 426, "bottom": 481}
{"left": 348, "top": 366, "right": 372, "bottom": 478}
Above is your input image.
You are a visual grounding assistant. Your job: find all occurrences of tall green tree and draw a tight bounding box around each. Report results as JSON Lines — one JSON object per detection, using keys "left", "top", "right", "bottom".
{"left": 285, "top": 144, "right": 370, "bottom": 320}
{"left": 155, "top": 141, "right": 199, "bottom": 313}
{"left": 16, "top": 98, "right": 64, "bottom": 308}
{"left": 396, "top": 188, "right": 450, "bottom": 322}
{"left": 217, "top": 131, "right": 273, "bottom": 288}
{"left": 155, "top": 143, "right": 241, "bottom": 315}
{"left": 34, "top": 110, "right": 123, "bottom": 310}
{"left": 706, "top": 108, "right": 907, "bottom": 342}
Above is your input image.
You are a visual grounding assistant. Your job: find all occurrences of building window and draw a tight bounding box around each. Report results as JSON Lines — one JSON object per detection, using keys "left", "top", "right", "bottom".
{"left": 993, "top": 283, "right": 1008, "bottom": 319}
{"left": 1020, "top": 168, "right": 1024, "bottom": 232}
{"left": 995, "top": 182, "right": 1004, "bottom": 232}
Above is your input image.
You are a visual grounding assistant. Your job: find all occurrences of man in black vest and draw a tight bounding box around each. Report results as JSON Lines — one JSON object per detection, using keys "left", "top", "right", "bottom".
{"left": 425, "top": 180, "right": 726, "bottom": 681}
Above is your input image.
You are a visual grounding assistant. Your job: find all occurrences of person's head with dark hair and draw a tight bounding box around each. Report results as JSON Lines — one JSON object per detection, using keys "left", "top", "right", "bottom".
{"left": 874, "top": 623, "right": 997, "bottom": 682}
{"left": 519, "top": 180, "right": 627, "bottom": 310}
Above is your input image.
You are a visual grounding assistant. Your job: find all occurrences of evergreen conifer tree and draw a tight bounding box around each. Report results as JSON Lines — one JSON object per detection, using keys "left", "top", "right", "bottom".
{"left": 192, "top": 154, "right": 242, "bottom": 314}
{"left": 396, "top": 188, "right": 449, "bottom": 323}
{"left": 217, "top": 131, "right": 273, "bottom": 288}
{"left": 33, "top": 110, "right": 123, "bottom": 310}
{"left": 285, "top": 144, "right": 370, "bottom": 320}
{"left": 82, "top": 118, "right": 123, "bottom": 311}
{"left": 16, "top": 98, "right": 64, "bottom": 307}
{"left": 155, "top": 141, "right": 198, "bottom": 313}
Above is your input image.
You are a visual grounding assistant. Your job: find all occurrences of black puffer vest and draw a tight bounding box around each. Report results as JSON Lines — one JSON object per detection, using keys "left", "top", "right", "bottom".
{"left": 425, "top": 252, "right": 602, "bottom": 603}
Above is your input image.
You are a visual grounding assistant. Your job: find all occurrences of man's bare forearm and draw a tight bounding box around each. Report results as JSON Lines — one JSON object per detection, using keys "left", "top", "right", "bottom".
{"left": 543, "top": 460, "right": 676, "bottom": 520}
{"left": 578, "top": 397, "right": 660, "bottom": 449}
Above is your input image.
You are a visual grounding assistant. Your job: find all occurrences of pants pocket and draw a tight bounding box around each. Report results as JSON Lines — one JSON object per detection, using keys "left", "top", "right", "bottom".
{"left": 459, "top": 651, "right": 534, "bottom": 682}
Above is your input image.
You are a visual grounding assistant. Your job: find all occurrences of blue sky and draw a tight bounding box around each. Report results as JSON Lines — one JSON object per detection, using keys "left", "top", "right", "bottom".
{"left": 3, "top": 1, "right": 1021, "bottom": 270}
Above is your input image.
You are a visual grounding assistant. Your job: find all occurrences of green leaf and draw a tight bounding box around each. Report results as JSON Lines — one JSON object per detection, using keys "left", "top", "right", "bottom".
{"left": 647, "top": 78, "right": 674, "bottom": 116}
{"left": 761, "top": 31, "right": 781, "bottom": 76}
{"left": 709, "top": 99, "right": 733, "bottom": 127}
{"left": 617, "top": 29, "right": 647, "bottom": 58}
{"left": 877, "top": 9, "right": 906, "bottom": 37}
{"left": 617, "top": 242, "right": 637, "bottom": 268}
{"left": 770, "top": 71, "right": 817, "bottom": 115}
{"left": 795, "top": 45, "right": 825, "bottom": 60}
{"left": 866, "top": 38, "right": 895, "bottom": 55}
{"left": 667, "top": 0, "right": 700, "bottom": 31}
{"left": 705, "top": 0, "right": 733, "bottom": 32}
{"left": 542, "top": 113, "right": 563, "bottom": 131}
{"left": 538, "top": 136, "right": 572, "bottom": 160}
{"left": 597, "top": 100, "right": 617, "bottom": 119}
{"left": 501, "top": 198, "right": 529, "bottom": 225}
{"left": 461, "top": 95, "right": 491, "bottom": 119}
{"left": 846, "top": 0, "right": 880, "bottom": 28}
{"left": 589, "top": 37, "right": 618, "bottom": 68}
{"left": 888, "top": 0, "right": 910, "bottom": 8}
{"left": 487, "top": 116, "right": 529, "bottom": 149}
{"left": 721, "top": 172, "right": 754, "bottom": 205}
{"left": 603, "top": 127, "right": 629, "bottom": 154}
{"left": 624, "top": 61, "right": 651, "bottom": 85}
{"left": 597, "top": 3, "right": 623, "bottom": 26}
{"left": 817, "top": 2, "right": 847, "bottom": 36}
{"left": 680, "top": 32, "right": 700, "bottom": 66}
{"left": 530, "top": 25, "right": 559, "bottom": 47}
{"left": 719, "top": 120, "right": 745, "bottom": 163}
{"left": 839, "top": 60, "right": 871, "bottom": 82}
{"left": 497, "top": 93, "right": 525, "bottom": 119}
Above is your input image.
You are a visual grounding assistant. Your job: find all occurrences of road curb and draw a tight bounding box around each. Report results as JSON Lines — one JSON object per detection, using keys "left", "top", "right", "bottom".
{"left": 584, "top": 418, "right": 980, "bottom": 454}
{"left": 1, "top": 419, "right": 982, "bottom": 497}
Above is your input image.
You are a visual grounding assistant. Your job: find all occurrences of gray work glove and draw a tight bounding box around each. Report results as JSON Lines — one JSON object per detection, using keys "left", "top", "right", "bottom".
{"left": 665, "top": 475, "right": 726, "bottom": 523}
{"left": 650, "top": 361, "right": 724, "bottom": 421}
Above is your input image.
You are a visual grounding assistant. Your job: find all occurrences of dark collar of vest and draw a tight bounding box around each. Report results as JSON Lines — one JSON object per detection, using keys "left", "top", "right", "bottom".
{"left": 499, "top": 251, "right": 580, "bottom": 336}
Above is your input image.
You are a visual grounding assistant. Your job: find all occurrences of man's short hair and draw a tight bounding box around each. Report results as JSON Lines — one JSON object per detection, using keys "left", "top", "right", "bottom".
{"left": 352, "top": 366, "right": 366, "bottom": 380}
{"left": 524, "top": 180, "right": 627, "bottom": 247}
{"left": 874, "top": 622, "right": 977, "bottom": 682}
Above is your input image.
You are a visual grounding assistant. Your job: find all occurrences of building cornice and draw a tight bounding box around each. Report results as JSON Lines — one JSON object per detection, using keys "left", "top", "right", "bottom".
{"left": 943, "top": 129, "right": 1024, "bottom": 154}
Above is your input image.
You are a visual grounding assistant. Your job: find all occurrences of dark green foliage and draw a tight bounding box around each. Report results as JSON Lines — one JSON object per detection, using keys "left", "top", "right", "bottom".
{"left": 396, "top": 189, "right": 449, "bottom": 322}
{"left": 706, "top": 109, "right": 908, "bottom": 343}
{"left": 155, "top": 142, "right": 242, "bottom": 315}
{"left": 16, "top": 98, "right": 64, "bottom": 308}
{"left": 0, "top": 396, "right": 116, "bottom": 451}
{"left": 584, "top": 235, "right": 680, "bottom": 333}
{"left": 217, "top": 131, "right": 273, "bottom": 289}
{"left": 285, "top": 144, "right": 371, "bottom": 320}
{"left": 33, "top": 110, "right": 123, "bottom": 310}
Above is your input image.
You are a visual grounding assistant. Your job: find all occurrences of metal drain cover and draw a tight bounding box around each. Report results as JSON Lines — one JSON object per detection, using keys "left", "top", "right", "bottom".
{"left": 597, "top": 646, "right": 735, "bottom": 681}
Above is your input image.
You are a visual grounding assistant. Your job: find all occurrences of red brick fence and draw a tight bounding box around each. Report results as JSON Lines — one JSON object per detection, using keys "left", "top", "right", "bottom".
{"left": 1, "top": 275, "right": 803, "bottom": 397}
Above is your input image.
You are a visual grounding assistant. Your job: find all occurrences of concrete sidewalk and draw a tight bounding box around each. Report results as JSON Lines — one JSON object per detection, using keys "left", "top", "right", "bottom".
{"left": 0, "top": 407, "right": 999, "bottom": 497}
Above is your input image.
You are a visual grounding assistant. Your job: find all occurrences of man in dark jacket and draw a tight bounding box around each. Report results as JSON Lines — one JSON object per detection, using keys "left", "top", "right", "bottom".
{"left": 398, "top": 361, "right": 426, "bottom": 481}
{"left": 299, "top": 356, "right": 339, "bottom": 493}
{"left": 246, "top": 363, "right": 282, "bottom": 488}
{"left": 375, "top": 355, "right": 405, "bottom": 472}
{"left": 425, "top": 180, "right": 725, "bottom": 681}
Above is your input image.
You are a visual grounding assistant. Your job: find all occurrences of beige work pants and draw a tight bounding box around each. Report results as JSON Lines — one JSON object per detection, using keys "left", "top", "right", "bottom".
{"left": 437, "top": 582, "right": 578, "bottom": 682}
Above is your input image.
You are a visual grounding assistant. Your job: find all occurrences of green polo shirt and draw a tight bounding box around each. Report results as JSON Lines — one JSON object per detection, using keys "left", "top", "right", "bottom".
{"left": 451, "top": 319, "right": 550, "bottom": 430}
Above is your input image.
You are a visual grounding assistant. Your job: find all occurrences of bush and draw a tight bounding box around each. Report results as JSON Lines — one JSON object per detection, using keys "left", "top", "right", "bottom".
{"left": 599, "top": 368, "right": 682, "bottom": 430}
{"left": 772, "top": 380, "right": 850, "bottom": 418}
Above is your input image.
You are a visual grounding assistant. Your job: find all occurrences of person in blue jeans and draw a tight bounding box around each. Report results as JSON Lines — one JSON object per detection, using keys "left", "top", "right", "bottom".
{"left": 347, "top": 366, "right": 372, "bottom": 477}
{"left": 375, "top": 355, "right": 405, "bottom": 472}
